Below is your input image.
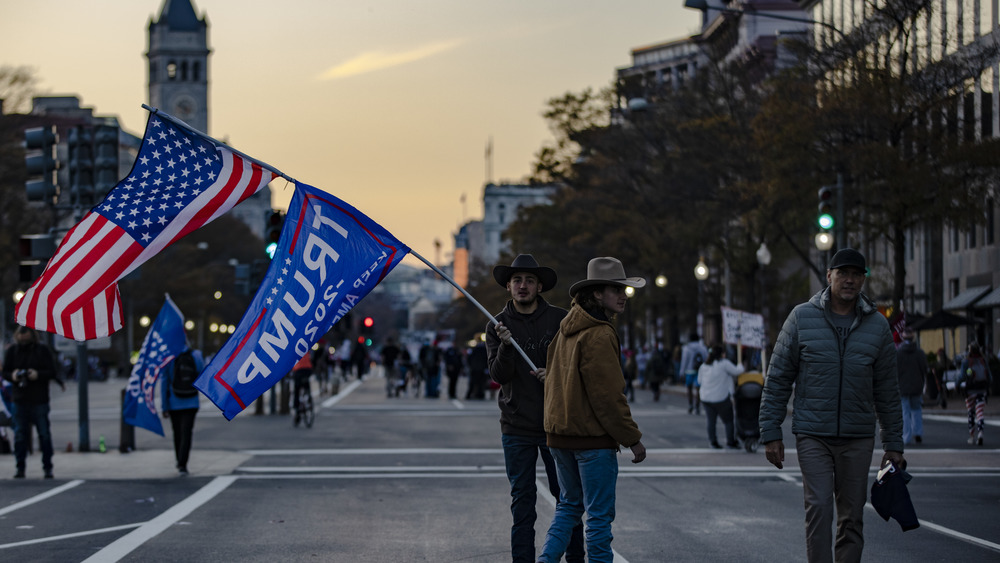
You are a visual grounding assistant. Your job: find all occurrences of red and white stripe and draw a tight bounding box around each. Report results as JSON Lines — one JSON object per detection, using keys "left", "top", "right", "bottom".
{"left": 16, "top": 148, "right": 275, "bottom": 341}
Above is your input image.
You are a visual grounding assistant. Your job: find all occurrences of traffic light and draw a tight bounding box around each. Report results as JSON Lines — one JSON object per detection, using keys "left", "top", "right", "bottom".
{"left": 19, "top": 233, "right": 55, "bottom": 282}
{"left": 68, "top": 126, "right": 95, "bottom": 206}
{"left": 363, "top": 317, "right": 374, "bottom": 330}
{"left": 817, "top": 186, "right": 834, "bottom": 230}
{"left": 93, "top": 124, "right": 120, "bottom": 197}
{"left": 24, "top": 125, "right": 59, "bottom": 202}
{"left": 264, "top": 210, "right": 284, "bottom": 258}
{"left": 359, "top": 317, "right": 374, "bottom": 346}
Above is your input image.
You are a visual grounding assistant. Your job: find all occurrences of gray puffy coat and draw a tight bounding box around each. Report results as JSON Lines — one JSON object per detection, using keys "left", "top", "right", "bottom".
{"left": 759, "top": 288, "right": 903, "bottom": 453}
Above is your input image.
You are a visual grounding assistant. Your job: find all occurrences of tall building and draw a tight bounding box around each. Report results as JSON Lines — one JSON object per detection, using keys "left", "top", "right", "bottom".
{"left": 801, "top": 0, "right": 1000, "bottom": 352}
{"left": 145, "top": 0, "right": 272, "bottom": 240}
{"left": 146, "top": 0, "right": 210, "bottom": 134}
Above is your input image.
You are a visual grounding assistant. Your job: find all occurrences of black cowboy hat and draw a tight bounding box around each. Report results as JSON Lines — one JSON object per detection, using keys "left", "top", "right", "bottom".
{"left": 492, "top": 254, "right": 558, "bottom": 293}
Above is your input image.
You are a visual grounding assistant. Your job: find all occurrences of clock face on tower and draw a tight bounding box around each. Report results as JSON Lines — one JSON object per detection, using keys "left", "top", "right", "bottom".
{"left": 171, "top": 95, "right": 197, "bottom": 122}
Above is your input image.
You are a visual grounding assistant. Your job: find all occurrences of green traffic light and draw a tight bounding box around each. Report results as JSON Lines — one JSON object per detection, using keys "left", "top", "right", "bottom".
{"left": 818, "top": 213, "right": 835, "bottom": 230}
{"left": 265, "top": 241, "right": 278, "bottom": 259}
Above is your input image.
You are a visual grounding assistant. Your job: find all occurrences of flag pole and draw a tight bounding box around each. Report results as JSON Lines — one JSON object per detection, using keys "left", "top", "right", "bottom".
{"left": 141, "top": 104, "right": 297, "bottom": 185}
{"left": 410, "top": 250, "right": 538, "bottom": 372}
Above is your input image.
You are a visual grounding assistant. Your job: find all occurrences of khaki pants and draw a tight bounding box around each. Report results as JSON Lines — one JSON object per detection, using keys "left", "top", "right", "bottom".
{"left": 796, "top": 435, "right": 874, "bottom": 563}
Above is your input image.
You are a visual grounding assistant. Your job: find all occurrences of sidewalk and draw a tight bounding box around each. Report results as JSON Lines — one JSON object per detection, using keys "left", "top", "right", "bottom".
{"left": 3, "top": 378, "right": 252, "bottom": 481}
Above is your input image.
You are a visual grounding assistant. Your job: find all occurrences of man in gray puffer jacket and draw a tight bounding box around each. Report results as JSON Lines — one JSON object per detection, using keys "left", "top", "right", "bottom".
{"left": 759, "top": 248, "right": 905, "bottom": 563}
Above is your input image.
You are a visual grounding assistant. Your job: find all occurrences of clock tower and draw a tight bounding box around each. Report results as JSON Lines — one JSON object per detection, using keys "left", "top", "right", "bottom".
{"left": 146, "top": 0, "right": 210, "bottom": 133}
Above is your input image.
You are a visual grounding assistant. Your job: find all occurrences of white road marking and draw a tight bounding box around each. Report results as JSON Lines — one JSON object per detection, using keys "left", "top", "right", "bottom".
{"left": 319, "top": 379, "right": 363, "bottom": 408}
{"left": 0, "top": 479, "right": 84, "bottom": 517}
{"left": 0, "top": 523, "right": 142, "bottom": 550}
{"left": 80, "top": 476, "right": 237, "bottom": 563}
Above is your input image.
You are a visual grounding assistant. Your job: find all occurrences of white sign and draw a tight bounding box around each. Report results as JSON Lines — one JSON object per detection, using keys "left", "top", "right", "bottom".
{"left": 721, "top": 306, "right": 766, "bottom": 349}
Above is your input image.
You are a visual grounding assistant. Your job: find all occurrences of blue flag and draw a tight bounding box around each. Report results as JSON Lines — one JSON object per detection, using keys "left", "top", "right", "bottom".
{"left": 195, "top": 182, "right": 410, "bottom": 420}
{"left": 123, "top": 295, "right": 188, "bottom": 435}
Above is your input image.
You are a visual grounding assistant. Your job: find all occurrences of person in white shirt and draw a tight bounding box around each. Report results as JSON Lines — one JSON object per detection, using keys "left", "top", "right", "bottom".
{"left": 696, "top": 344, "right": 744, "bottom": 449}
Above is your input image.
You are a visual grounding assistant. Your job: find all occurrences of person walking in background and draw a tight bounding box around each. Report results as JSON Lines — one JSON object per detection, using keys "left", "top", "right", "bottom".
{"left": 2, "top": 326, "right": 62, "bottom": 479}
{"left": 485, "top": 254, "right": 583, "bottom": 563}
{"left": 959, "top": 342, "right": 992, "bottom": 446}
{"left": 443, "top": 344, "right": 465, "bottom": 400}
{"left": 161, "top": 348, "right": 204, "bottom": 476}
{"left": 759, "top": 248, "right": 904, "bottom": 563}
{"left": 538, "top": 257, "right": 646, "bottom": 563}
{"left": 697, "top": 344, "right": 743, "bottom": 449}
{"left": 465, "top": 340, "right": 488, "bottom": 400}
{"left": 418, "top": 341, "right": 442, "bottom": 398}
{"left": 645, "top": 343, "right": 671, "bottom": 402}
{"left": 680, "top": 332, "right": 708, "bottom": 414}
{"left": 381, "top": 337, "right": 401, "bottom": 398}
{"left": 896, "top": 328, "right": 929, "bottom": 445}
{"left": 290, "top": 351, "right": 314, "bottom": 426}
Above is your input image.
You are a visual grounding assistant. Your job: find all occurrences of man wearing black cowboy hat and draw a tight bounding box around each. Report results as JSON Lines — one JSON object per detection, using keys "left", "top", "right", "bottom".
{"left": 486, "top": 254, "right": 584, "bottom": 563}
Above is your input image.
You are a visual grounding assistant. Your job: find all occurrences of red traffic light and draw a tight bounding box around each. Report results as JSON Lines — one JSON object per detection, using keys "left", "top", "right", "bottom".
{"left": 363, "top": 316, "right": 374, "bottom": 328}
{"left": 357, "top": 336, "right": 366, "bottom": 344}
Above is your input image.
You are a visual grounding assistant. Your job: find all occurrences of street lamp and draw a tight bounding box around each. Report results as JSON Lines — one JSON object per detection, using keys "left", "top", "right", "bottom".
{"left": 815, "top": 231, "right": 834, "bottom": 251}
{"left": 694, "top": 257, "right": 709, "bottom": 281}
{"left": 684, "top": 0, "right": 845, "bottom": 38}
{"left": 655, "top": 275, "right": 668, "bottom": 288}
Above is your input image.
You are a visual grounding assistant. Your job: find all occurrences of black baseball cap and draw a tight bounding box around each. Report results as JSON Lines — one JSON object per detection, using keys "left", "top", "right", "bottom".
{"left": 828, "top": 248, "right": 866, "bottom": 272}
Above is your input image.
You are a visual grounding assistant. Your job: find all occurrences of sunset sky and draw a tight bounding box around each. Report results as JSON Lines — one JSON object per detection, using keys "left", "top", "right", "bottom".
{"left": 2, "top": 0, "right": 700, "bottom": 264}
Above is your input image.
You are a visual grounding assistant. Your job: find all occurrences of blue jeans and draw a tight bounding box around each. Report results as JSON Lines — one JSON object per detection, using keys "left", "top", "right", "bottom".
{"left": 539, "top": 447, "right": 618, "bottom": 563}
{"left": 14, "top": 402, "right": 54, "bottom": 473}
{"left": 900, "top": 395, "right": 923, "bottom": 444}
{"left": 502, "top": 434, "right": 584, "bottom": 563}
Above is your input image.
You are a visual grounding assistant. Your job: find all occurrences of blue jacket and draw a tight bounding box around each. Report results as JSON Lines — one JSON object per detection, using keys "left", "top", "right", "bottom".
{"left": 759, "top": 288, "right": 903, "bottom": 452}
{"left": 161, "top": 349, "right": 204, "bottom": 412}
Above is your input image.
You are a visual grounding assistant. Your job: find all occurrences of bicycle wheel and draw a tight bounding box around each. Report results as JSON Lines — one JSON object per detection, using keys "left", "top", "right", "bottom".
{"left": 302, "top": 392, "right": 315, "bottom": 428}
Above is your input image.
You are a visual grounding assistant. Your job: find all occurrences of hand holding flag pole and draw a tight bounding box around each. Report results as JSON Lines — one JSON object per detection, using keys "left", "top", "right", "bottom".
{"left": 409, "top": 252, "right": 538, "bottom": 372}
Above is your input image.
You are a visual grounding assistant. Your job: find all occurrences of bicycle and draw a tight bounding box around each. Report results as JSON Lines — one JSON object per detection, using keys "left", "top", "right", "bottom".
{"left": 293, "top": 371, "right": 315, "bottom": 428}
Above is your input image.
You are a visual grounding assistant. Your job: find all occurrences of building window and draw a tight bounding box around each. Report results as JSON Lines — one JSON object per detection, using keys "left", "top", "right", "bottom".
{"left": 949, "top": 278, "right": 960, "bottom": 300}
{"left": 951, "top": 226, "right": 960, "bottom": 251}
{"left": 180, "top": 61, "right": 189, "bottom": 81}
{"left": 167, "top": 61, "right": 177, "bottom": 80}
{"left": 968, "top": 225, "right": 977, "bottom": 248}
{"left": 193, "top": 61, "right": 201, "bottom": 81}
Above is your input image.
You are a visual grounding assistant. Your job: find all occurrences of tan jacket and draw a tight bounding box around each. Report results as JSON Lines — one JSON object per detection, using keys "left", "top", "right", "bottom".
{"left": 544, "top": 304, "right": 642, "bottom": 450}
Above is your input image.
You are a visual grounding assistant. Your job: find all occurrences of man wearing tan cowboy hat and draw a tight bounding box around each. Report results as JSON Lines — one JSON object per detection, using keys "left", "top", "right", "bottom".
{"left": 485, "top": 254, "right": 583, "bottom": 563}
{"left": 538, "top": 257, "right": 646, "bottom": 563}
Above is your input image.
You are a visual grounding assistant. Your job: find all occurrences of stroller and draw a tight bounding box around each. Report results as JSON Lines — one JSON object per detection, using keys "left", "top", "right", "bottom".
{"left": 734, "top": 371, "right": 764, "bottom": 452}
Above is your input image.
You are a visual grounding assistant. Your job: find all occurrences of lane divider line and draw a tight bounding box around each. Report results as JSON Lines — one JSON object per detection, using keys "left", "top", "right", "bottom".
{"left": 0, "top": 479, "right": 85, "bottom": 517}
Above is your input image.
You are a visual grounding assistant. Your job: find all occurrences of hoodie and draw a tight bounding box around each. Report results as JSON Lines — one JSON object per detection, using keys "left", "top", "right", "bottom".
{"left": 543, "top": 304, "right": 642, "bottom": 450}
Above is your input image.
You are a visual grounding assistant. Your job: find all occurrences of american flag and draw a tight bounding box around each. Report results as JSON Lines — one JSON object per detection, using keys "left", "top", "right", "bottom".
{"left": 16, "top": 113, "right": 277, "bottom": 341}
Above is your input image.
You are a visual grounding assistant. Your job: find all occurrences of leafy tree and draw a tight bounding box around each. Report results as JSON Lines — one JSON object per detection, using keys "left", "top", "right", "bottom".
{"left": 756, "top": 0, "right": 1000, "bottom": 311}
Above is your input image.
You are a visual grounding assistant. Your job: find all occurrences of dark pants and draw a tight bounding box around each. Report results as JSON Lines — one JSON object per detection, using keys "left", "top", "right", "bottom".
{"left": 14, "top": 402, "right": 53, "bottom": 473}
{"left": 703, "top": 398, "right": 736, "bottom": 446}
{"left": 446, "top": 369, "right": 461, "bottom": 399}
{"left": 797, "top": 435, "right": 873, "bottom": 563}
{"left": 502, "top": 433, "right": 584, "bottom": 563}
{"left": 168, "top": 408, "right": 198, "bottom": 470}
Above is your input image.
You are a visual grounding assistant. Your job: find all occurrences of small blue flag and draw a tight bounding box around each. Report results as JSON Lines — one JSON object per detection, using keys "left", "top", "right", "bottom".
{"left": 195, "top": 182, "right": 410, "bottom": 420}
{"left": 123, "top": 295, "right": 187, "bottom": 435}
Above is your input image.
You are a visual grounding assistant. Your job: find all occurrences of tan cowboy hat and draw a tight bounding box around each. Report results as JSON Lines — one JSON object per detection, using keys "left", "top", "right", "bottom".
{"left": 569, "top": 257, "right": 645, "bottom": 297}
{"left": 492, "top": 254, "right": 558, "bottom": 292}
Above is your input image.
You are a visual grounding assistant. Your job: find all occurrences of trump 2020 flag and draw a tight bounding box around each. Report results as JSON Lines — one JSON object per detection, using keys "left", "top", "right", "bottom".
{"left": 123, "top": 295, "right": 188, "bottom": 436}
{"left": 16, "top": 111, "right": 276, "bottom": 341}
{"left": 195, "top": 182, "right": 409, "bottom": 419}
